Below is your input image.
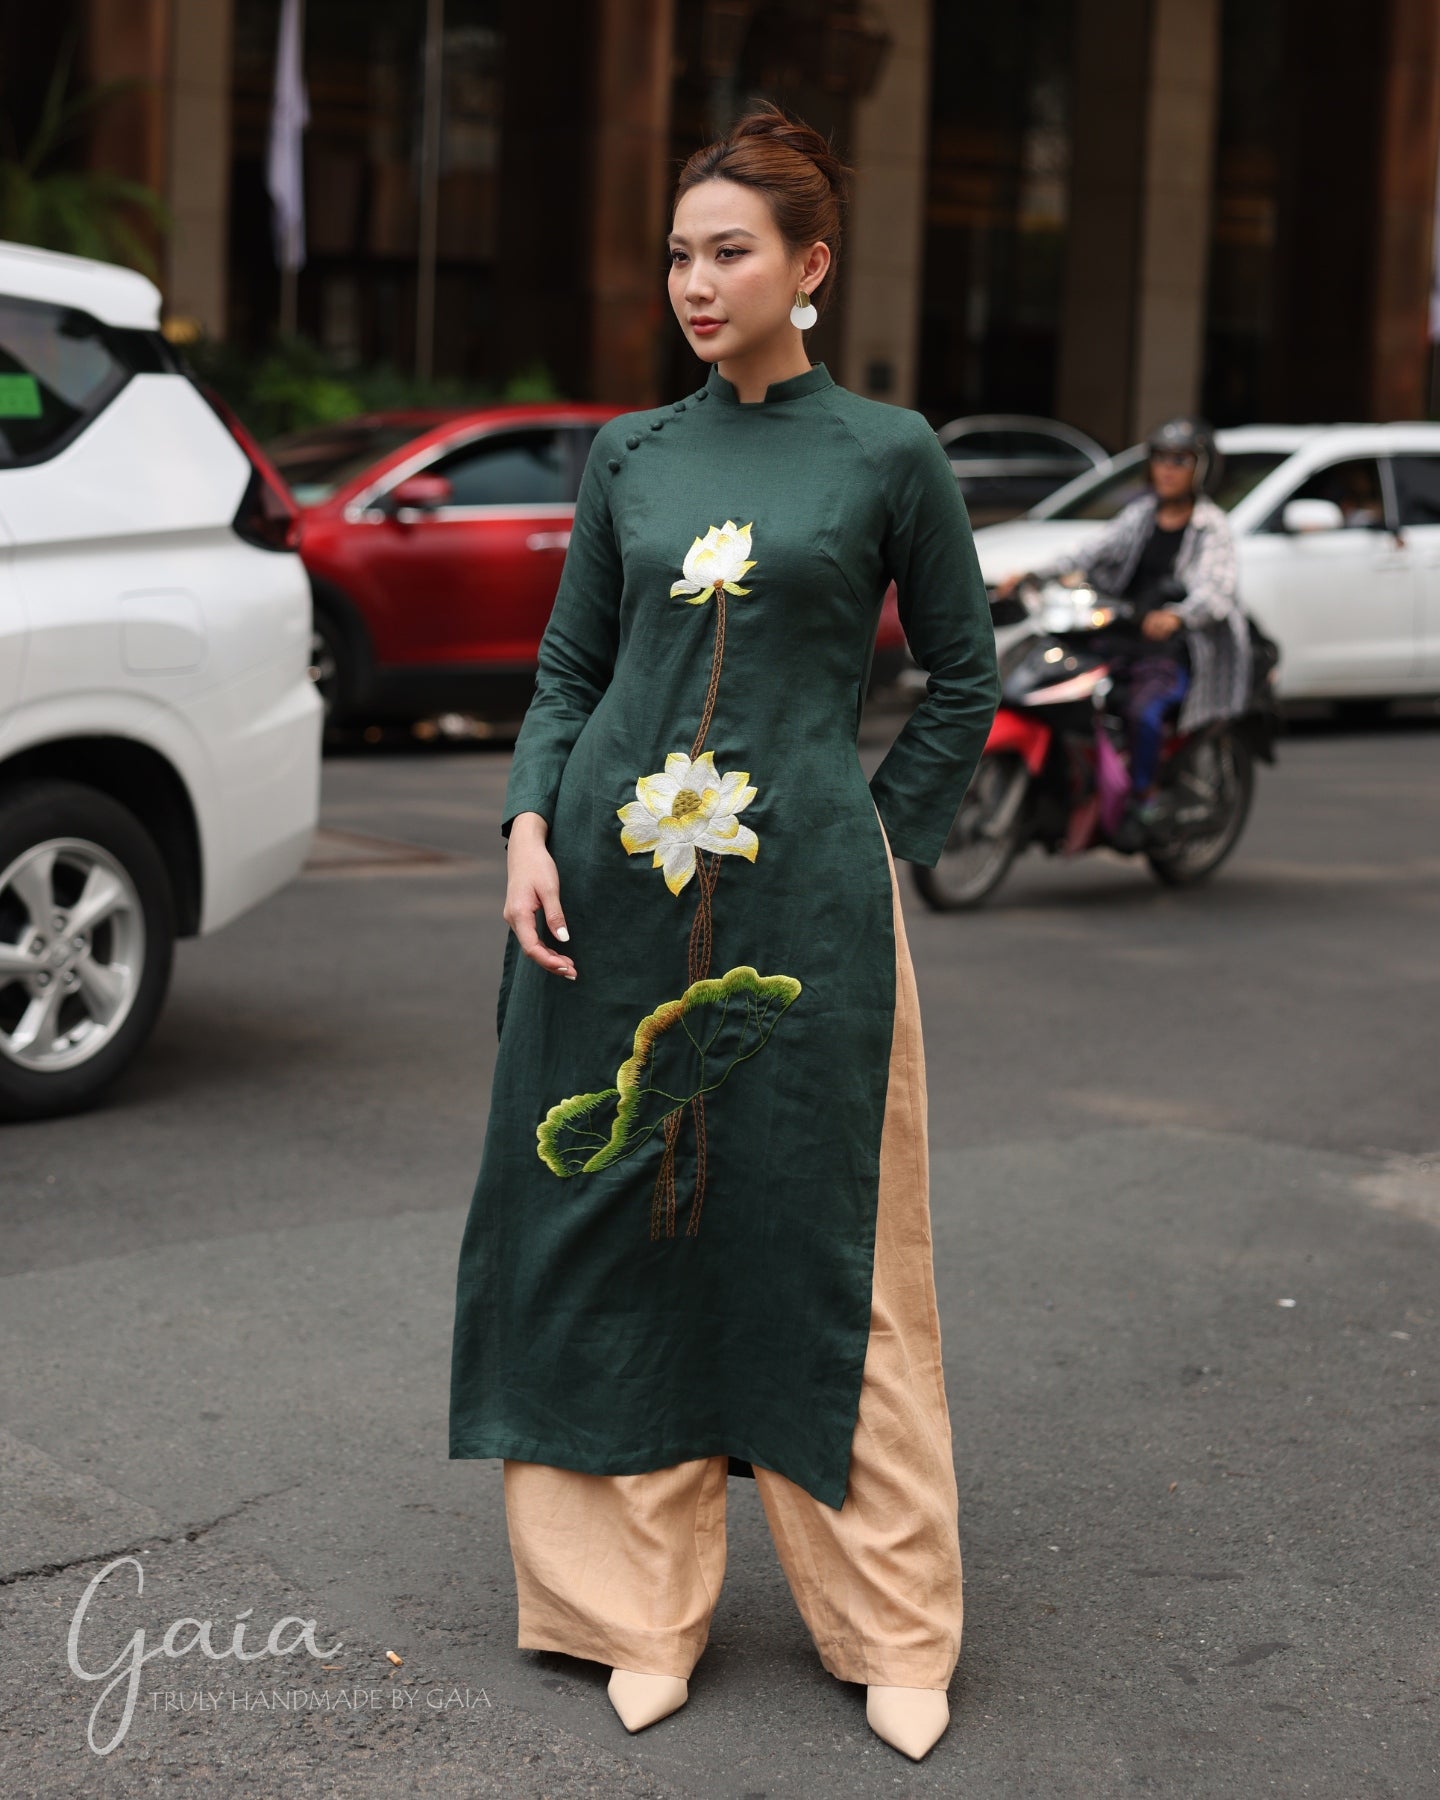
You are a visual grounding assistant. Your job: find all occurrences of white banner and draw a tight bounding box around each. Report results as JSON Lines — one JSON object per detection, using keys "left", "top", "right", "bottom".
{"left": 266, "top": 0, "right": 310, "bottom": 273}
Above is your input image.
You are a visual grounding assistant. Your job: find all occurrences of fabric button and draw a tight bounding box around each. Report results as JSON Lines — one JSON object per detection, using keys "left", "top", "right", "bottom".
{"left": 650, "top": 419, "right": 664, "bottom": 431}
{"left": 695, "top": 389, "right": 707, "bottom": 400}
{"left": 673, "top": 401, "right": 686, "bottom": 412}
{"left": 607, "top": 458, "right": 621, "bottom": 472}
{"left": 625, "top": 434, "right": 640, "bottom": 450}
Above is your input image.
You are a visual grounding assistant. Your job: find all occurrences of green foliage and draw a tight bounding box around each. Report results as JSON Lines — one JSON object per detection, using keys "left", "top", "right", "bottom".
{"left": 0, "top": 32, "right": 170, "bottom": 277}
{"left": 183, "top": 332, "right": 561, "bottom": 441}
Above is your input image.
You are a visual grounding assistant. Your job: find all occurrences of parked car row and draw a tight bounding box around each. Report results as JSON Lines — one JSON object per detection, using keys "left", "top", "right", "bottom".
{"left": 275, "top": 401, "right": 1440, "bottom": 731}
{"left": 274, "top": 406, "right": 1102, "bottom": 724}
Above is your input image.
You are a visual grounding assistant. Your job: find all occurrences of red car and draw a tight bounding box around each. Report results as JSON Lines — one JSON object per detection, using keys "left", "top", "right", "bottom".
{"left": 272, "top": 404, "right": 910, "bottom": 727}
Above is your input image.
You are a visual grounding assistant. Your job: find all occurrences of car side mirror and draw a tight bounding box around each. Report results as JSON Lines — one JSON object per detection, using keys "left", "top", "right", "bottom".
{"left": 1282, "top": 498, "right": 1345, "bottom": 534}
{"left": 384, "top": 473, "right": 453, "bottom": 518}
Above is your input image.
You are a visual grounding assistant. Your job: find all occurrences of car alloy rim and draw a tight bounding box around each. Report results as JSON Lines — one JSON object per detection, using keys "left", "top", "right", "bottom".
{"left": 0, "top": 837, "right": 145, "bottom": 1072}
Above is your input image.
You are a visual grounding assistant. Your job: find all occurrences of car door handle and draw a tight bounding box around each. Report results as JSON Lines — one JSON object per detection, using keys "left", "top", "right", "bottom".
{"left": 526, "top": 531, "right": 571, "bottom": 552}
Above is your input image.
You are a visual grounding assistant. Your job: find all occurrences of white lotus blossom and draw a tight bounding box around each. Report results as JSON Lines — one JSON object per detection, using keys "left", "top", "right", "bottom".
{"left": 617, "top": 750, "right": 759, "bottom": 895}
{"left": 670, "top": 519, "right": 757, "bottom": 603}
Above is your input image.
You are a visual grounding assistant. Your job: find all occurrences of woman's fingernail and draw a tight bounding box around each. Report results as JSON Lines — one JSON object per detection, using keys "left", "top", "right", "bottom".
{"left": 564, "top": 969, "right": 577, "bottom": 980}
{"left": 556, "top": 926, "right": 570, "bottom": 941}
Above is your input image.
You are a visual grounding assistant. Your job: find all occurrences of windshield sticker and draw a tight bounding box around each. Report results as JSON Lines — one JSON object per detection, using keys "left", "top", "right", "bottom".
{"left": 0, "top": 374, "right": 42, "bottom": 418}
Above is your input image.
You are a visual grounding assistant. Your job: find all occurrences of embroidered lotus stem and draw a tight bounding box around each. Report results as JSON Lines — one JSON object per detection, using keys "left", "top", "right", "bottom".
{"left": 691, "top": 587, "right": 726, "bottom": 759}
{"left": 655, "top": 582, "right": 734, "bottom": 1235}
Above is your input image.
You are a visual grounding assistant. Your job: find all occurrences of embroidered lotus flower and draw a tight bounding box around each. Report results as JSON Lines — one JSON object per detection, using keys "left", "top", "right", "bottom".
{"left": 670, "top": 519, "right": 756, "bottom": 603}
{"left": 617, "top": 750, "right": 759, "bottom": 895}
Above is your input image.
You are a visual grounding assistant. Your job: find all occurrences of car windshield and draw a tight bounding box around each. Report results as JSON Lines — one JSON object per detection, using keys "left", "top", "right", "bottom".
{"left": 1037, "top": 448, "right": 1290, "bottom": 521}
{"left": 268, "top": 421, "right": 422, "bottom": 504}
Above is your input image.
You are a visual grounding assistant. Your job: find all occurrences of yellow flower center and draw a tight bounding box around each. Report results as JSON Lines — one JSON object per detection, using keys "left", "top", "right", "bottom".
{"left": 670, "top": 788, "right": 703, "bottom": 822}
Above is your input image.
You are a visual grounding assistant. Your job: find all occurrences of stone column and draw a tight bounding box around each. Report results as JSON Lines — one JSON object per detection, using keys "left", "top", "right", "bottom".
{"left": 1130, "top": 0, "right": 1220, "bottom": 435}
{"left": 1054, "top": 0, "right": 1150, "bottom": 450}
{"left": 839, "top": 0, "right": 931, "bottom": 407}
{"left": 1369, "top": 0, "right": 1440, "bottom": 420}
{"left": 165, "top": 0, "right": 236, "bottom": 337}
{"left": 85, "top": 0, "right": 170, "bottom": 230}
{"left": 590, "top": 0, "right": 676, "bottom": 404}
{"left": 1057, "top": 0, "right": 1219, "bottom": 448}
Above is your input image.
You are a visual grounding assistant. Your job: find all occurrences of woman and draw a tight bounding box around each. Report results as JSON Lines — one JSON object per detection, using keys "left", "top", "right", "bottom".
{"left": 997, "top": 417, "right": 1250, "bottom": 833}
{"left": 449, "top": 101, "right": 999, "bottom": 1763}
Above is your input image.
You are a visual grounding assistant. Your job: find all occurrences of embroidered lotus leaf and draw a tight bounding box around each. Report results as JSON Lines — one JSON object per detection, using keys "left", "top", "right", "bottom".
{"left": 537, "top": 964, "right": 802, "bottom": 1177}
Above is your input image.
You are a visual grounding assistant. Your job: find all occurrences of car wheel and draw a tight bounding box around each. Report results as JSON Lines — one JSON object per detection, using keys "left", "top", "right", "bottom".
{"left": 308, "top": 607, "right": 355, "bottom": 727}
{"left": 0, "top": 780, "right": 177, "bottom": 1121}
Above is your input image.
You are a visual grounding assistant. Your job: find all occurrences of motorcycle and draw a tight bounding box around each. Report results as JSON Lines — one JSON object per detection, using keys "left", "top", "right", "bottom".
{"left": 912, "top": 577, "right": 1281, "bottom": 910}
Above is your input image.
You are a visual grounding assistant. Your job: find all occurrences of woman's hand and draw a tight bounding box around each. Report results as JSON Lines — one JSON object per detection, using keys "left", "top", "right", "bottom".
{"left": 1141, "top": 608, "right": 1185, "bottom": 641}
{"left": 504, "top": 813, "right": 577, "bottom": 980}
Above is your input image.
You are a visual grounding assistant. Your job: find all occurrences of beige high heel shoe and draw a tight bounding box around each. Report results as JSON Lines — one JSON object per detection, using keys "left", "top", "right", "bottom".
{"left": 607, "top": 1667, "right": 689, "bottom": 1732}
{"left": 865, "top": 1684, "right": 950, "bottom": 1760}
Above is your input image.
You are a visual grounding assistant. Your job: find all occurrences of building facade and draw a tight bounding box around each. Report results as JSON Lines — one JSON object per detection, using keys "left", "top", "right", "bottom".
{"left": 18, "top": 0, "right": 1440, "bottom": 442}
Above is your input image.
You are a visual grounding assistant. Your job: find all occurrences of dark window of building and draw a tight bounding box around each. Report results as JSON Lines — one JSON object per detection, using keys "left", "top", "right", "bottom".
{"left": 229, "top": 0, "right": 504, "bottom": 380}
{"left": 1391, "top": 455, "right": 1440, "bottom": 527}
{"left": 0, "top": 296, "right": 131, "bottom": 467}
{"left": 428, "top": 427, "right": 567, "bottom": 505}
{"left": 1201, "top": 2, "right": 1284, "bottom": 427}
{"left": 921, "top": 1, "right": 1076, "bottom": 422}
{"left": 1204, "top": 0, "right": 1386, "bottom": 425}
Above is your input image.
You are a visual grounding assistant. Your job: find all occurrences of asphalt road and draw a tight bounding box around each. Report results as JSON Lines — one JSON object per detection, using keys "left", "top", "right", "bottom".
{"left": 2, "top": 706, "right": 1437, "bottom": 1799}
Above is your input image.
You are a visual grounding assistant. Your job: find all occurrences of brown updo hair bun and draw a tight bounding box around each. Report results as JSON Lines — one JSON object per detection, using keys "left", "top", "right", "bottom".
{"left": 673, "top": 99, "right": 855, "bottom": 318}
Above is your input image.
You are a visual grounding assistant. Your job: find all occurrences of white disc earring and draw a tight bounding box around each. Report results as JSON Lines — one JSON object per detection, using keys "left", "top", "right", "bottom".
{"left": 790, "top": 289, "right": 818, "bottom": 330}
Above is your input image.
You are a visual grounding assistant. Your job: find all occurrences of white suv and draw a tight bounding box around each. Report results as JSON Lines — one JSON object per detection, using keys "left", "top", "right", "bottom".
{"left": 0, "top": 241, "right": 322, "bottom": 1120}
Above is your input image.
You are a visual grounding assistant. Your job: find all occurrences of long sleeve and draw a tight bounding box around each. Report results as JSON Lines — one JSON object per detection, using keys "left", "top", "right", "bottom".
{"left": 500, "top": 423, "right": 624, "bottom": 840}
{"left": 867, "top": 415, "right": 1001, "bottom": 868}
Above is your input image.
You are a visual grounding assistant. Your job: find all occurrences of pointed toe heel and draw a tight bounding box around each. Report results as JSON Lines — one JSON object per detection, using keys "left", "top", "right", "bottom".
{"left": 865, "top": 1684, "right": 950, "bottom": 1760}
{"left": 607, "top": 1667, "right": 689, "bottom": 1732}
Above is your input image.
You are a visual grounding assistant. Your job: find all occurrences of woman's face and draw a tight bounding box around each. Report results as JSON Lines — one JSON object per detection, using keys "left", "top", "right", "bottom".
{"left": 1150, "top": 450, "right": 1197, "bottom": 502}
{"left": 666, "top": 177, "right": 827, "bottom": 364}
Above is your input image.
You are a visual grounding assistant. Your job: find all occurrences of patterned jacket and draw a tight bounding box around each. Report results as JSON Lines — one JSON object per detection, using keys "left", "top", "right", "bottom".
{"left": 1029, "top": 491, "right": 1252, "bottom": 733}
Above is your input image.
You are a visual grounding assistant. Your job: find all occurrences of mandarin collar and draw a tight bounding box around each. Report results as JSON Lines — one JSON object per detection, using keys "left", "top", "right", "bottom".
{"left": 702, "top": 360, "right": 835, "bottom": 406}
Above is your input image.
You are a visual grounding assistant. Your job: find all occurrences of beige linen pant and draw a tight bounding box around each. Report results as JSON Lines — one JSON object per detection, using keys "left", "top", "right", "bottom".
{"left": 502, "top": 822, "right": 964, "bottom": 1688}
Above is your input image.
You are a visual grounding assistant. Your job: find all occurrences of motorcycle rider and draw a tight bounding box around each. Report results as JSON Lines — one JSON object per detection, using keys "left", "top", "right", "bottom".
{"left": 995, "top": 416, "right": 1251, "bottom": 833}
